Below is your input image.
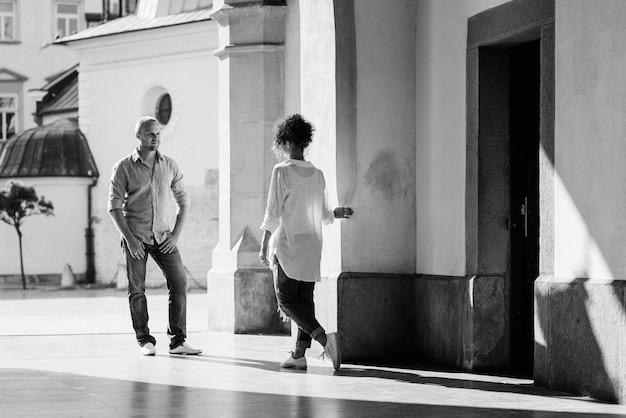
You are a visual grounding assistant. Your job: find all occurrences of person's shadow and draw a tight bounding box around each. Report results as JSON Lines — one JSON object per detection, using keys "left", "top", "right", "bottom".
{"left": 169, "top": 353, "right": 586, "bottom": 400}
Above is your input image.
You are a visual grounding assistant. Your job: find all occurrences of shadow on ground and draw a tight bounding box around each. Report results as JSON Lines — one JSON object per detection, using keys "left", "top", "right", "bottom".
{"left": 3, "top": 368, "right": 625, "bottom": 418}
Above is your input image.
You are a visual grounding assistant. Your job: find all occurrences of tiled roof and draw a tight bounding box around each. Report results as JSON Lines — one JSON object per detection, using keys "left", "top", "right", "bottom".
{"left": 39, "top": 81, "right": 78, "bottom": 115}
{"left": 37, "top": 76, "right": 78, "bottom": 116}
{"left": 31, "top": 65, "right": 79, "bottom": 119}
{"left": 0, "top": 118, "right": 98, "bottom": 178}
{"left": 55, "top": 9, "right": 213, "bottom": 44}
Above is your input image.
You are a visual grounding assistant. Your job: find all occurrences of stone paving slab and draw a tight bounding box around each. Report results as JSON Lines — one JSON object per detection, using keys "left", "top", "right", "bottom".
{"left": 2, "top": 289, "right": 626, "bottom": 417}
{"left": 0, "top": 288, "right": 208, "bottom": 336}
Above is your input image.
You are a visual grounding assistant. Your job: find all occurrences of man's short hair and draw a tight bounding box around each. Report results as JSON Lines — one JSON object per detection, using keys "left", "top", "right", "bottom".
{"left": 135, "top": 116, "right": 159, "bottom": 136}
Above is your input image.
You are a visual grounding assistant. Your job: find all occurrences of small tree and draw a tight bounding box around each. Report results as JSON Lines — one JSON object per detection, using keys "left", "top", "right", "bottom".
{"left": 0, "top": 180, "right": 54, "bottom": 290}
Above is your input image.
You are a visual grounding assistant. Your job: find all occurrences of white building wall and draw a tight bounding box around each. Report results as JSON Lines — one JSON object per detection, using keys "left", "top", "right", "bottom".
{"left": 283, "top": 0, "right": 301, "bottom": 117}
{"left": 297, "top": 0, "right": 418, "bottom": 275}
{"left": 297, "top": 0, "right": 340, "bottom": 274}
{"left": 84, "top": 0, "right": 103, "bottom": 13}
{"left": 534, "top": 1, "right": 626, "bottom": 402}
{"left": 70, "top": 22, "right": 219, "bottom": 284}
{"left": 348, "top": 0, "right": 417, "bottom": 274}
{"left": 0, "top": 177, "right": 90, "bottom": 277}
{"left": 294, "top": 0, "right": 514, "bottom": 278}
{"left": 414, "top": 0, "right": 511, "bottom": 277}
{"left": 554, "top": 0, "right": 626, "bottom": 281}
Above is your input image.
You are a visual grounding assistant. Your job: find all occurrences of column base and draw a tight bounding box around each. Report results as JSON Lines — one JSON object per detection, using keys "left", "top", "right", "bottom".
{"left": 207, "top": 266, "right": 289, "bottom": 334}
{"left": 309, "top": 272, "right": 509, "bottom": 369}
{"left": 206, "top": 228, "right": 290, "bottom": 335}
{"left": 535, "top": 275, "right": 626, "bottom": 403}
{"left": 313, "top": 271, "right": 415, "bottom": 362}
{"left": 302, "top": 272, "right": 510, "bottom": 370}
{"left": 415, "top": 274, "right": 509, "bottom": 371}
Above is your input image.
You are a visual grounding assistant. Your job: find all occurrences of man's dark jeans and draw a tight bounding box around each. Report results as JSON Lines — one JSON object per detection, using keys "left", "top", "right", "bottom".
{"left": 123, "top": 241, "right": 187, "bottom": 349}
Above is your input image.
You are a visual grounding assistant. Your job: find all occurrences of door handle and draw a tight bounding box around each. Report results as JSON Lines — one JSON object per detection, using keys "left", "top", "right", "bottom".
{"left": 520, "top": 197, "right": 528, "bottom": 238}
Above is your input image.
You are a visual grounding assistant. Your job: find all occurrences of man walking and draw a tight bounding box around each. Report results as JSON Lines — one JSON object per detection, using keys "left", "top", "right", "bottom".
{"left": 108, "top": 116, "right": 202, "bottom": 356}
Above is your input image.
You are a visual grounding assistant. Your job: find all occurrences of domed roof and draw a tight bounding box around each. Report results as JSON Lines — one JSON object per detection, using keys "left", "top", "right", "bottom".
{"left": 0, "top": 118, "right": 98, "bottom": 178}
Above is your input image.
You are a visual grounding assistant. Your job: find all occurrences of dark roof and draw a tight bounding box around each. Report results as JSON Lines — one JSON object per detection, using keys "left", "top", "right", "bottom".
{"left": 0, "top": 118, "right": 98, "bottom": 178}
{"left": 36, "top": 69, "right": 79, "bottom": 116}
{"left": 43, "top": 64, "right": 78, "bottom": 85}
{"left": 55, "top": 9, "right": 213, "bottom": 44}
{"left": 38, "top": 81, "right": 78, "bottom": 115}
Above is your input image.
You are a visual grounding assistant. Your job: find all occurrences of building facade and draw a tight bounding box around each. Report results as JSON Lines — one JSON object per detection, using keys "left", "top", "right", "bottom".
{"left": 44, "top": 0, "right": 626, "bottom": 404}
{"left": 0, "top": 0, "right": 135, "bottom": 142}
{"left": 206, "top": 0, "right": 626, "bottom": 404}
{"left": 57, "top": 1, "right": 219, "bottom": 287}
{"left": 0, "top": 0, "right": 128, "bottom": 284}
{"left": 0, "top": 118, "right": 99, "bottom": 283}
{"left": 0, "top": 0, "right": 78, "bottom": 142}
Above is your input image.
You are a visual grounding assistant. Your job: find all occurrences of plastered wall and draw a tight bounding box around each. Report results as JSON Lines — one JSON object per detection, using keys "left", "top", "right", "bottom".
{"left": 349, "top": 0, "right": 417, "bottom": 274}
{"left": 0, "top": 178, "right": 90, "bottom": 277}
{"left": 297, "top": 0, "right": 341, "bottom": 274}
{"left": 293, "top": 0, "right": 518, "bottom": 277}
{"left": 72, "top": 23, "right": 219, "bottom": 284}
{"left": 297, "top": 0, "right": 417, "bottom": 275}
{"left": 414, "top": 0, "right": 512, "bottom": 277}
{"left": 554, "top": 0, "right": 626, "bottom": 281}
{"left": 283, "top": 0, "right": 301, "bottom": 117}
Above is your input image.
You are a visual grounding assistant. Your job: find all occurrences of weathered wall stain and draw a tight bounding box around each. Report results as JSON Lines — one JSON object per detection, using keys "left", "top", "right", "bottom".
{"left": 365, "top": 150, "right": 404, "bottom": 200}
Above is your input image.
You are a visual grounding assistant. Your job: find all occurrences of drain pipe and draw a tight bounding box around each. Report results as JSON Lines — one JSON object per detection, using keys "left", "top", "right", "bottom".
{"left": 85, "top": 172, "right": 97, "bottom": 283}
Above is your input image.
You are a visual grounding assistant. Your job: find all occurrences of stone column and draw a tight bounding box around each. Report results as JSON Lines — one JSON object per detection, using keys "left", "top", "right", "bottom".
{"left": 206, "top": 0, "right": 288, "bottom": 334}
{"left": 298, "top": 0, "right": 418, "bottom": 362}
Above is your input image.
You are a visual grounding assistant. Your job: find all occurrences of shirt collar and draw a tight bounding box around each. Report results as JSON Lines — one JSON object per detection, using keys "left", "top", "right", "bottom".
{"left": 131, "top": 148, "right": 162, "bottom": 163}
{"left": 286, "top": 159, "right": 314, "bottom": 168}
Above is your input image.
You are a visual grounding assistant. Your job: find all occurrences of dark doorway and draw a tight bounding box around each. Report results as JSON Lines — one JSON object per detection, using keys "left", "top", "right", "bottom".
{"left": 509, "top": 40, "right": 540, "bottom": 377}
{"left": 468, "top": 0, "right": 554, "bottom": 377}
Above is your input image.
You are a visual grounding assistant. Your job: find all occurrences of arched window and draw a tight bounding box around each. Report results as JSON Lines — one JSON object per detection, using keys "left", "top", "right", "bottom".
{"left": 155, "top": 93, "right": 171, "bottom": 125}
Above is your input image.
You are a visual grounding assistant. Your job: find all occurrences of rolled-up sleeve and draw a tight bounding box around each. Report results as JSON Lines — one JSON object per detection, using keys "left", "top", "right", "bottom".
{"left": 260, "top": 166, "right": 284, "bottom": 233}
{"left": 108, "top": 161, "right": 126, "bottom": 212}
{"left": 170, "top": 161, "right": 190, "bottom": 207}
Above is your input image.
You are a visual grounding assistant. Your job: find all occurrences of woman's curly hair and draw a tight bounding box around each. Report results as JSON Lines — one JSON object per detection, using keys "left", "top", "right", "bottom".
{"left": 273, "top": 114, "right": 315, "bottom": 157}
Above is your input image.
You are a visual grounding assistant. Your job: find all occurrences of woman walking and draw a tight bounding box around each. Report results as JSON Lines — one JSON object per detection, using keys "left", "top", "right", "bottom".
{"left": 259, "top": 114, "right": 353, "bottom": 371}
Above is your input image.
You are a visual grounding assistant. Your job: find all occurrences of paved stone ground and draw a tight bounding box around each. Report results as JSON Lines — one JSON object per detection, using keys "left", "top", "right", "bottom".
{"left": 0, "top": 287, "right": 208, "bottom": 336}
{"left": 1, "top": 288, "right": 626, "bottom": 417}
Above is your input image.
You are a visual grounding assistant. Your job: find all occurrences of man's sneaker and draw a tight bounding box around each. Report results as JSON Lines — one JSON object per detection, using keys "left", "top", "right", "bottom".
{"left": 139, "top": 342, "right": 156, "bottom": 356}
{"left": 169, "top": 341, "right": 203, "bottom": 355}
{"left": 280, "top": 353, "right": 307, "bottom": 370}
{"left": 323, "top": 333, "right": 342, "bottom": 370}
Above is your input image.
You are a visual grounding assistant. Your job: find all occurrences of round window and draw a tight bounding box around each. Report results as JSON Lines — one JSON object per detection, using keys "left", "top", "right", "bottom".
{"left": 155, "top": 93, "right": 172, "bottom": 125}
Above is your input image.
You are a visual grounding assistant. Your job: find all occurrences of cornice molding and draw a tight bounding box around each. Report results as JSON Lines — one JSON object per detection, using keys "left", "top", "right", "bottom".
{"left": 0, "top": 68, "right": 28, "bottom": 82}
{"left": 213, "top": 43, "right": 283, "bottom": 59}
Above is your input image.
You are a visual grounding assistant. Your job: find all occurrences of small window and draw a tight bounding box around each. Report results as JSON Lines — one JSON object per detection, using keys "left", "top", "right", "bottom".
{"left": 56, "top": 2, "right": 79, "bottom": 38}
{"left": 0, "top": 1, "right": 15, "bottom": 41}
{"left": 0, "top": 95, "right": 17, "bottom": 141}
{"left": 155, "top": 94, "right": 172, "bottom": 125}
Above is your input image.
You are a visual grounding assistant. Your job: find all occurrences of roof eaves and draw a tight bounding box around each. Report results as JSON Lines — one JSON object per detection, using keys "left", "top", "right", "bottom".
{"left": 54, "top": 11, "right": 213, "bottom": 45}
{"left": 44, "top": 64, "right": 79, "bottom": 84}
{"left": 38, "top": 107, "right": 79, "bottom": 116}
{"left": 0, "top": 68, "right": 28, "bottom": 82}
